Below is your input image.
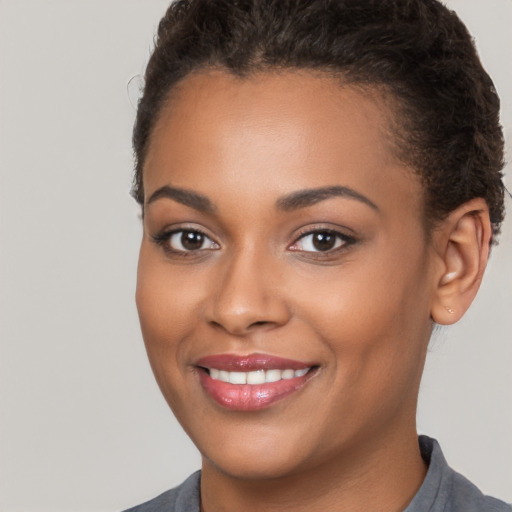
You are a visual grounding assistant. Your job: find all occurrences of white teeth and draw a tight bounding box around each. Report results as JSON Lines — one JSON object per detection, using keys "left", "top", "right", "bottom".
{"left": 207, "top": 367, "right": 311, "bottom": 384}
{"left": 229, "top": 372, "right": 247, "bottom": 384}
{"left": 281, "top": 369, "right": 295, "bottom": 380}
{"left": 219, "top": 370, "right": 230, "bottom": 383}
{"left": 265, "top": 369, "right": 282, "bottom": 383}
{"left": 246, "top": 369, "right": 266, "bottom": 385}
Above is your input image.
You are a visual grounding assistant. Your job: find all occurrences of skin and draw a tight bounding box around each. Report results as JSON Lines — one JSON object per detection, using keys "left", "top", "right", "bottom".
{"left": 136, "top": 70, "right": 490, "bottom": 512}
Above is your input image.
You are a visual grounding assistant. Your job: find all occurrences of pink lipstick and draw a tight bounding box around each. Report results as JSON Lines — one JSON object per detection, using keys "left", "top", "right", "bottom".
{"left": 195, "top": 353, "right": 317, "bottom": 411}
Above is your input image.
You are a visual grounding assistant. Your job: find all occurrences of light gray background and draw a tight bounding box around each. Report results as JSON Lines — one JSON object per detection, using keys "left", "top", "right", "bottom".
{"left": 0, "top": 1, "right": 510, "bottom": 511}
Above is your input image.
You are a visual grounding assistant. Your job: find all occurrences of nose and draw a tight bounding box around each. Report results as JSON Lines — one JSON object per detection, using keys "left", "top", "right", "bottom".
{"left": 204, "top": 248, "right": 291, "bottom": 336}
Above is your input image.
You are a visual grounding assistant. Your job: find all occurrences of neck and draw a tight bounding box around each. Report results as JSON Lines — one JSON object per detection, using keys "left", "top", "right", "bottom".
{"left": 200, "top": 425, "right": 427, "bottom": 512}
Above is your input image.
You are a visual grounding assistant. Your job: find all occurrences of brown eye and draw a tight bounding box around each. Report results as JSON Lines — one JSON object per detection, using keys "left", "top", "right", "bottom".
{"left": 311, "top": 232, "right": 337, "bottom": 251}
{"left": 291, "top": 230, "right": 352, "bottom": 253}
{"left": 166, "top": 230, "right": 218, "bottom": 252}
{"left": 181, "top": 231, "right": 205, "bottom": 250}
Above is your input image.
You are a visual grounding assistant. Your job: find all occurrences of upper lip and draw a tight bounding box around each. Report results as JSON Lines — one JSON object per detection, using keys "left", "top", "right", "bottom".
{"left": 195, "top": 353, "right": 314, "bottom": 371}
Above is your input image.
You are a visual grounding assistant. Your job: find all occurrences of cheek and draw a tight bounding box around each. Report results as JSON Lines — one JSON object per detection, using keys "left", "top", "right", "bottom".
{"left": 136, "top": 241, "right": 206, "bottom": 333}
{"left": 289, "top": 271, "right": 430, "bottom": 447}
{"left": 289, "top": 244, "right": 432, "bottom": 391}
{"left": 135, "top": 243, "right": 202, "bottom": 394}
{"left": 293, "top": 259, "right": 429, "bottom": 343}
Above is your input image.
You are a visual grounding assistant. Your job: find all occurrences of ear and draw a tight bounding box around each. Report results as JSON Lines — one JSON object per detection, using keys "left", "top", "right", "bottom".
{"left": 430, "top": 198, "right": 492, "bottom": 325}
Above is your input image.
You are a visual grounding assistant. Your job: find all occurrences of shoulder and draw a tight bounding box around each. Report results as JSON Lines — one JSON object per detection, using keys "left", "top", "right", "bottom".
{"left": 405, "top": 436, "right": 510, "bottom": 512}
{"left": 448, "top": 469, "right": 511, "bottom": 512}
{"left": 122, "top": 471, "right": 201, "bottom": 512}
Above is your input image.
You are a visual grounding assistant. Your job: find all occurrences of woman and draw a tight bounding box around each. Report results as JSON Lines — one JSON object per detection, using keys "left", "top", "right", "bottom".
{"left": 126, "top": 0, "right": 509, "bottom": 510}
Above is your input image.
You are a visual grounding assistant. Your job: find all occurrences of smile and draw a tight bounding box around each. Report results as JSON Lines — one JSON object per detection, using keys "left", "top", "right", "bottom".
{"left": 207, "top": 368, "right": 310, "bottom": 384}
{"left": 195, "top": 354, "right": 317, "bottom": 411}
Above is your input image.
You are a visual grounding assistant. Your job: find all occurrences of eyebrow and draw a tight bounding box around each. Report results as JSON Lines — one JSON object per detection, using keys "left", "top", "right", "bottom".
{"left": 146, "top": 185, "right": 216, "bottom": 213}
{"left": 146, "top": 184, "right": 378, "bottom": 214}
{"left": 276, "top": 185, "right": 379, "bottom": 212}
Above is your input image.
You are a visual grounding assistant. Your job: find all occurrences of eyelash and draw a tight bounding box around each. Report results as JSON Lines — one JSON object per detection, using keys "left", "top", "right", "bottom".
{"left": 289, "top": 228, "right": 356, "bottom": 256}
{"left": 151, "top": 227, "right": 356, "bottom": 258}
{"left": 151, "top": 228, "right": 219, "bottom": 256}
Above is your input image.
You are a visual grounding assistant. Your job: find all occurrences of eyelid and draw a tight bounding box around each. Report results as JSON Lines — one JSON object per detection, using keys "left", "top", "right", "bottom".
{"left": 288, "top": 226, "right": 357, "bottom": 254}
{"left": 150, "top": 223, "right": 356, "bottom": 258}
{"left": 151, "top": 225, "right": 220, "bottom": 254}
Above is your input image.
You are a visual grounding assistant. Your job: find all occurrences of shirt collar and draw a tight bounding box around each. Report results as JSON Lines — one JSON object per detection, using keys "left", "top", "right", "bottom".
{"left": 404, "top": 435, "right": 452, "bottom": 512}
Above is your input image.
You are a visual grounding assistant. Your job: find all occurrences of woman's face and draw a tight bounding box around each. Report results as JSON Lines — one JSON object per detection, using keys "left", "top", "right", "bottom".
{"left": 136, "top": 70, "right": 437, "bottom": 479}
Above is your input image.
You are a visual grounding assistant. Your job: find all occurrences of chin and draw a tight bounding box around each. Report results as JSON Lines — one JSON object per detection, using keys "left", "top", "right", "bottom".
{"left": 193, "top": 423, "right": 318, "bottom": 481}
{"left": 203, "top": 450, "right": 310, "bottom": 481}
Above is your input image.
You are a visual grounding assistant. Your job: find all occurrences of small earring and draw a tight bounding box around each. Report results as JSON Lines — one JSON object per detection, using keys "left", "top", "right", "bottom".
{"left": 444, "top": 306, "right": 455, "bottom": 315}
{"left": 441, "top": 271, "right": 457, "bottom": 285}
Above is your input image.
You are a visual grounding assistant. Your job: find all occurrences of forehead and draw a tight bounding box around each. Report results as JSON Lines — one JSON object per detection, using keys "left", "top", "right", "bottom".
{"left": 148, "top": 70, "right": 397, "bottom": 167}
{"left": 144, "top": 70, "right": 421, "bottom": 217}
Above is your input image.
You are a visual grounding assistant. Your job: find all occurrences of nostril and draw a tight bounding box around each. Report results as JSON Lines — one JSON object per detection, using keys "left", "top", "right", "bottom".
{"left": 209, "top": 318, "right": 274, "bottom": 335}
{"left": 247, "top": 320, "right": 279, "bottom": 331}
{"left": 250, "top": 321, "right": 269, "bottom": 327}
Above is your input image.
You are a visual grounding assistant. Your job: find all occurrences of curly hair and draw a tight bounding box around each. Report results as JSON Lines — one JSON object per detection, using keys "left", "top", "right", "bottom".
{"left": 132, "top": 0, "right": 505, "bottom": 239}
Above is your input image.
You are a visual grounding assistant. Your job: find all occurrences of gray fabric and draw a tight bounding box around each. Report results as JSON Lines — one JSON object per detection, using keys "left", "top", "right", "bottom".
{"left": 124, "top": 436, "right": 510, "bottom": 511}
{"left": 124, "top": 470, "right": 201, "bottom": 512}
{"left": 404, "top": 436, "right": 510, "bottom": 512}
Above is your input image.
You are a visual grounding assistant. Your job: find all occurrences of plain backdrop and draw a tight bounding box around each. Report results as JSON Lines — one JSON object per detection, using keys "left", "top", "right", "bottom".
{"left": 0, "top": 1, "right": 510, "bottom": 511}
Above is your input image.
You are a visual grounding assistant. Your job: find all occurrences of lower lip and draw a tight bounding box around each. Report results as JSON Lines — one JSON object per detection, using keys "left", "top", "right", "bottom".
{"left": 198, "top": 370, "right": 315, "bottom": 411}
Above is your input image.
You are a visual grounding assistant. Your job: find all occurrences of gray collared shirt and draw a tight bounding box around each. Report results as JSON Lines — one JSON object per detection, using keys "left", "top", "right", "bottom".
{"left": 124, "top": 436, "right": 510, "bottom": 511}
{"left": 404, "top": 436, "right": 509, "bottom": 511}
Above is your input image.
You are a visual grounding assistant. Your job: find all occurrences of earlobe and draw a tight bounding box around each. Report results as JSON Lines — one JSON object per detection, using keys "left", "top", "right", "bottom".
{"left": 430, "top": 198, "right": 491, "bottom": 325}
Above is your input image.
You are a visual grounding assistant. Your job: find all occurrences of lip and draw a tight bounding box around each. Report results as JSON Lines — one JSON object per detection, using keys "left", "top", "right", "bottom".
{"left": 195, "top": 353, "right": 318, "bottom": 411}
{"left": 195, "top": 353, "right": 313, "bottom": 371}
